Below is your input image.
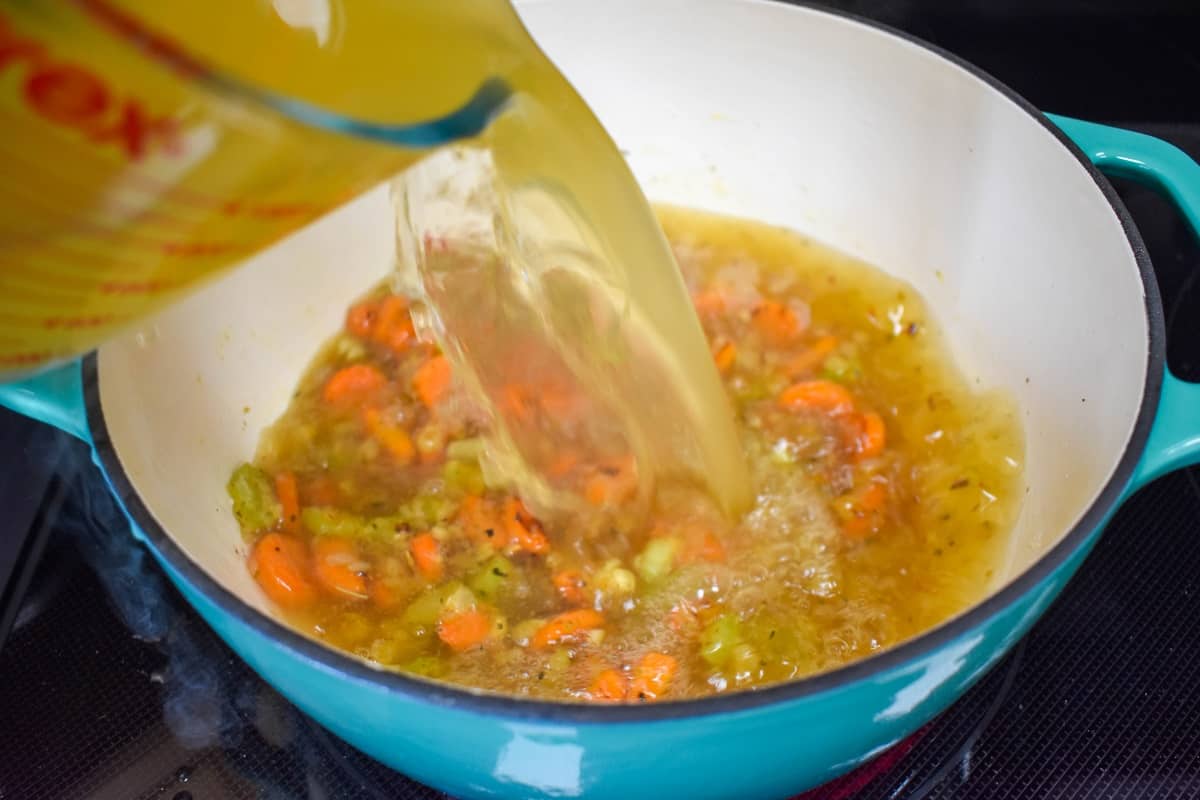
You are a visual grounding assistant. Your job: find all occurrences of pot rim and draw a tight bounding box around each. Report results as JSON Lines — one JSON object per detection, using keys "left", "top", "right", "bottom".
{"left": 84, "top": 0, "right": 1163, "bottom": 724}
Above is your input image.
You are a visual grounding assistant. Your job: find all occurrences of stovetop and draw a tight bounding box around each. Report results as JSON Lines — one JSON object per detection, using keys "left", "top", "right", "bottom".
{"left": 1, "top": 3, "right": 1199, "bottom": 799}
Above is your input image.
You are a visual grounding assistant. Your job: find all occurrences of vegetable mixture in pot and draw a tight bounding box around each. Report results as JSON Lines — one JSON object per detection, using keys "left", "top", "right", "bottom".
{"left": 228, "top": 207, "right": 1024, "bottom": 702}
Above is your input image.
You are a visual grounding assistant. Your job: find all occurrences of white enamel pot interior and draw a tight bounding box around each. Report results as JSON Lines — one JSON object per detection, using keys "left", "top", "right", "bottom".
{"left": 87, "top": 0, "right": 1151, "bottom": 785}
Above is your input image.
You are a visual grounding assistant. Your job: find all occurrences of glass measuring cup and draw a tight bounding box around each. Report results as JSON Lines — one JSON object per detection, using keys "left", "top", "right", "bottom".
{"left": 0, "top": 0, "right": 512, "bottom": 377}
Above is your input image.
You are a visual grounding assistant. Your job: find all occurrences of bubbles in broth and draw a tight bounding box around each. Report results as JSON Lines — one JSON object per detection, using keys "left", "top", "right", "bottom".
{"left": 229, "top": 207, "right": 1024, "bottom": 701}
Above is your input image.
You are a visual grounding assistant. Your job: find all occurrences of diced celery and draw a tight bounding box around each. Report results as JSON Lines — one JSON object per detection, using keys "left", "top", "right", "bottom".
{"left": 227, "top": 463, "right": 281, "bottom": 537}
{"left": 699, "top": 613, "right": 742, "bottom": 667}
{"left": 633, "top": 537, "right": 681, "bottom": 585}
{"left": 468, "top": 555, "right": 516, "bottom": 601}
{"left": 397, "top": 493, "right": 456, "bottom": 529}
{"left": 333, "top": 612, "right": 374, "bottom": 646}
{"left": 368, "top": 633, "right": 421, "bottom": 666}
{"left": 446, "top": 437, "right": 485, "bottom": 462}
{"left": 402, "top": 581, "right": 463, "bottom": 627}
{"left": 441, "top": 584, "right": 477, "bottom": 617}
{"left": 547, "top": 647, "right": 572, "bottom": 674}
{"left": 300, "top": 506, "right": 364, "bottom": 538}
{"left": 512, "top": 618, "right": 546, "bottom": 646}
{"left": 442, "top": 459, "right": 486, "bottom": 496}
{"left": 821, "top": 354, "right": 862, "bottom": 383}
{"left": 593, "top": 559, "right": 636, "bottom": 602}
{"left": 403, "top": 656, "right": 447, "bottom": 679}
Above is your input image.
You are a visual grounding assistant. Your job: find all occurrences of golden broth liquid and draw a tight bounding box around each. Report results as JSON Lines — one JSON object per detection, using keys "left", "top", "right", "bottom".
{"left": 108, "top": 0, "right": 749, "bottom": 514}
{"left": 239, "top": 207, "right": 1025, "bottom": 700}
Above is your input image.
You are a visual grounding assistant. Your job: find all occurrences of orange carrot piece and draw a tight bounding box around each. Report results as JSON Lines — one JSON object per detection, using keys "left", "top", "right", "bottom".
{"left": 274, "top": 472, "right": 300, "bottom": 532}
{"left": 547, "top": 452, "right": 580, "bottom": 478}
{"left": 588, "top": 669, "right": 629, "bottom": 702}
{"left": 410, "top": 532, "right": 443, "bottom": 581}
{"left": 437, "top": 609, "right": 492, "bottom": 652}
{"left": 752, "top": 300, "right": 803, "bottom": 344}
{"left": 313, "top": 537, "right": 368, "bottom": 600}
{"left": 323, "top": 364, "right": 386, "bottom": 406}
{"left": 697, "top": 531, "right": 726, "bottom": 563}
{"left": 855, "top": 411, "right": 887, "bottom": 460}
{"left": 713, "top": 340, "right": 737, "bottom": 374}
{"left": 786, "top": 335, "right": 838, "bottom": 377}
{"left": 531, "top": 609, "right": 605, "bottom": 650}
{"left": 372, "top": 295, "right": 415, "bottom": 353}
{"left": 630, "top": 652, "right": 678, "bottom": 701}
{"left": 860, "top": 481, "right": 888, "bottom": 512}
{"left": 838, "top": 482, "right": 889, "bottom": 540}
{"left": 369, "top": 578, "right": 402, "bottom": 610}
{"left": 302, "top": 475, "right": 340, "bottom": 507}
{"left": 778, "top": 379, "right": 855, "bottom": 415}
{"left": 501, "top": 383, "right": 535, "bottom": 423}
{"left": 692, "top": 289, "right": 726, "bottom": 317}
{"left": 362, "top": 407, "right": 416, "bottom": 465}
{"left": 583, "top": 457, "right": 637, "bottom": 507}
{"left": 250, "top": 533, "right": 317, "bottom": 609}
{"left": 552, "top": 570, "right": 588, "bottom": 606}
{"left": 345, "top": 299, "right": 378, "bottom": 339}
{"left": 503, "top": 498, "right": 550, "bottom": 555}
{"left": 458, "top": 495, "right": 507, "bottom": 546}
{"left": 679, "top": 527, "right": 726, "bottom": 564}
{"left": 413, "top": 355, "right": 453, "bottom": 409}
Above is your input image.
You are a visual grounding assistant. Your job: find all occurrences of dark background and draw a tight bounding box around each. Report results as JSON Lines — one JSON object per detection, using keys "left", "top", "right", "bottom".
{"left": 0, "top": 2, "right": 1199, "bottom": 798}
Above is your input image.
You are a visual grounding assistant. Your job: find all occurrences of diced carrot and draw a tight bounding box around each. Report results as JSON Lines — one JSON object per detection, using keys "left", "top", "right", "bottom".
{"left": 501, "top": 383, "right": 535, "bottom": 423}
{"left": 547, "top": 452, "right": 580, "bottom": 478}
{"left": 583, "top": 456, "right": 638, "bottom": 507}
{"left": 679, "top": 527, "right": 727, "bottom": 564}
{"left": 855, "top": 411, "right": 887, "bottom": 460}
{"left": 630, "top": 652, "right": 678, "bottom": 701}
{"left": 345, "top": 299, "right": 378, "bottom": 339}
{"left": 503, "top": 498, "right": 550, "bottom": 555}
{"left": 413, "top": 355, "right": 453, "bottom": 409}
{"left": 713, "top": 340, "right": 737, "bottom": 374}
{"left": 786, "top": 335, "right": 838, "bottom": 378}
{"left": 362, "top": 407, "right": 416, "bottom": 465}
{"left": 692, "top": 289, "right": 726, "bottom": 317}
{"left": 698, "top": 531, "right": 726, "bottom": 563}
{"left": 588, "top": 669, "right": 629, "bottom": 702}
{"left": 274, "top": 472, "right": 300, "bottom": 532}
{"left": 313, "top": 537, "right": 368, "bottom": 600}
{"left": 302, "top": 475, "right": 340, "bottom": 507}
{"left": 458, "top": 495, "right": 507, "bottom": 546}
{"left": 531, "top": 609, "right": 605, "bottom": 650}
{"left": 860, "top": 481, "right": 888, "bottom": 512}
{"left": 250, "top": 533, "right": 317, "bottom": 609}
{"left": 323, "top": 364, "right": 386, "bottom": 406}
{"left": 752, "top": 300, "right": 804, "bottom": 344}
{"left": 552, "top": 570, "right": 587, "bottom": 606}
{"left": 778, "top": 379, "right": 855, "bottom": 415}
{"left": 372, "top": 295, "right": 415, "bottom": 354}
{"left": 410, "top": 532, "right": 443, "bottom": 581}
{"left": 837, "top": 481, "right": 889, "bottom": 540}
{"left": 369, "top": 578, "right": 402, "bottom": 610}
{"left": 437, "top": 609, "right": 492, "bottom": 652}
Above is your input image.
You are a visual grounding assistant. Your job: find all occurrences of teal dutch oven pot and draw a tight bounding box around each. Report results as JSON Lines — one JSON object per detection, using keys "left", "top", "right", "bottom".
{"left": 3, "top": 1, "right": 1200, "bottom": 797}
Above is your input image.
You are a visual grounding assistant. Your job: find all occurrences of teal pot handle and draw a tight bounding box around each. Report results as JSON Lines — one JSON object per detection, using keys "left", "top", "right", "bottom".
{"left": 1051, "top": 115, "right": 1200, "bottom": 490}
{"left": 0, "top": 360, "right": 90, "bottom": 443}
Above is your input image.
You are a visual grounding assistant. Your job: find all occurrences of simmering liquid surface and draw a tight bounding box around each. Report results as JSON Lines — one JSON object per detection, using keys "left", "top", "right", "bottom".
{"left": 228, "top": 208, "right": 1025, "bottom": 702}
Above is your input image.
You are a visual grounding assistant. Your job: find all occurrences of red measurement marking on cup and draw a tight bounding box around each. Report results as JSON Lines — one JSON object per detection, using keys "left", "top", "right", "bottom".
{"left": 98, "top": 279, "right": 179, "bottom": 295}
{"left": 0, "top": 11, "right": 184, "bottom": 161}
{"left": 42, "top": 313, "right": 120, "bottom": 330}
{"left": 0, "top": 351, "right": 57, "bottom": 368}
